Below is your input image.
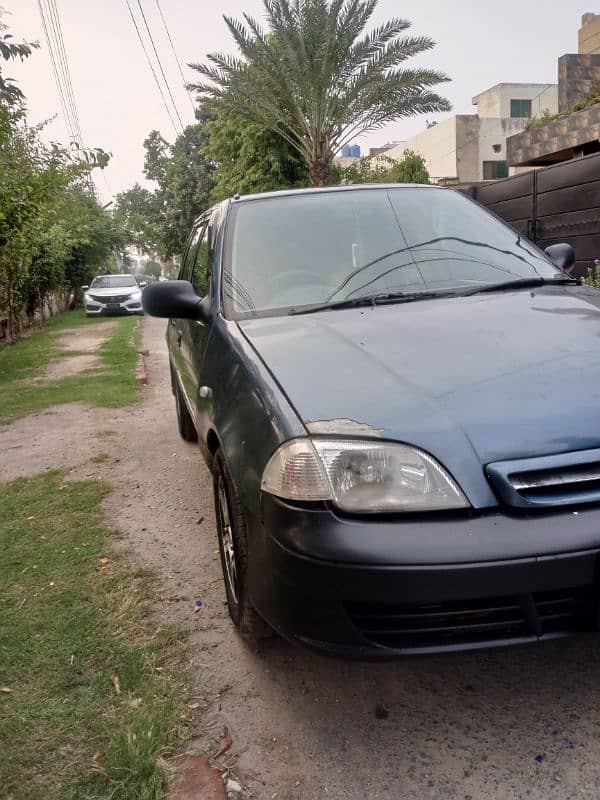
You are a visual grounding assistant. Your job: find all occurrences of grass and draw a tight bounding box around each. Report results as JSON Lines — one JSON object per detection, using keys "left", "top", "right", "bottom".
{"left": 0, "top": 471, "right": 191, "bottom": 800}
{"left": 525, "top": 91, "right": 600, "bottom": 129}
{"left": 0, "top": 310, "right": 141, "bottom": 424}
{"left": 95, "top": 429, "right": 117, "bottom": 439}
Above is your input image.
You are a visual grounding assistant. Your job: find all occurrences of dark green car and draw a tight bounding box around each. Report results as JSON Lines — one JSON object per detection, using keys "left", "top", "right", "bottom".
{"left": 144, "top": 184, "right": 600, "bottom": 659}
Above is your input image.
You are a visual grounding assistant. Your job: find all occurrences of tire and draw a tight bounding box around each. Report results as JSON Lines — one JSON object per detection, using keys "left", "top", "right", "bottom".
{"left": 174, "top": 382, "right": 198, "bottom": 442}
{"left": 213, "top": 449, "right": 273, "bottom": 641}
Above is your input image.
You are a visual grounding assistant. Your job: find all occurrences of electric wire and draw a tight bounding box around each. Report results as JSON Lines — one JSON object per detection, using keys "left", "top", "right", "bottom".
{"left": 153, "top": 0, "right": 196, "bottom": 112}
{"left": 46, "top": 0, "right": 84, "bottom": 146}
{"left": 40, "top": 0, "right": 100, "bottom": 194}
{"left": 36, "top": 0, "right": 76, "bottom": 145}
{"left": 135, "top": 0, "right": 184, "bottom": 129}
{"left": 42, "top": 0, "right": 97, "bottom": 193}
{"left": 123, "top": 0, "right": 180, "bottom": 136}
{"left": 42, "top": 0, "right": 81, "bottom": 145}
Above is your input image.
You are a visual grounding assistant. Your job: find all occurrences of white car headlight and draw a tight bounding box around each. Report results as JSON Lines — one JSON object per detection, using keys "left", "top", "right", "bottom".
{"left": 261, "top": 438, "right": 469, "bottom": 513}
{"left": 130, "top": 291, "right": 142, "bottom": 301}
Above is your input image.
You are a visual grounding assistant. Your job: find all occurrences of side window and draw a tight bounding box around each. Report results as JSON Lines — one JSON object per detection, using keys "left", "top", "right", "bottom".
{"left": 179, "top": 225, "right": 204, "bottom": 282}
{"left": 191, "top": 223, "right": 211, "bottom": 297}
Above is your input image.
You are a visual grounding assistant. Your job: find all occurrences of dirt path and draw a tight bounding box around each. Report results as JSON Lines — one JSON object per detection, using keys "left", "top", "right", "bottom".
{"left": 33, "top": 321, "right": 118, "bottom": 383}
{"left": 3, "top": 315, "right": 600, "bottom": 800}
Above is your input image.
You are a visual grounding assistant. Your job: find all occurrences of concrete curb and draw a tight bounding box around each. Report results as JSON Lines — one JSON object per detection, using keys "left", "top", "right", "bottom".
{"left": 136, "top": 351, "right": 148, "bottom": 385}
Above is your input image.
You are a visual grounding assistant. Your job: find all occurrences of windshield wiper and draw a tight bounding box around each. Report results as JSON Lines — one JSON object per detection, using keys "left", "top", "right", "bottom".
{"left": 288, "top": 279, "right": 579, "bottom": 315}
{"left": 288, "top": 295, "right": 378, "bottom": 315}
{"left": 288, "top": 290, "right": 457, "bottom": 315}
{"left": 458, "top": 277, "right": 578, "bottom": 296}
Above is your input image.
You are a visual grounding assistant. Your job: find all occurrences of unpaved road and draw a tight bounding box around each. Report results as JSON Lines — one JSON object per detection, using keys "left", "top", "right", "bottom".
{"left": 3, "top": 315, "right": 600, "bottom": 800}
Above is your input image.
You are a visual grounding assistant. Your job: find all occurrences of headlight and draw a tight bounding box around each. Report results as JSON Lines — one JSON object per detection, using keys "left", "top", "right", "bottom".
{"left": 261, "top": 438, "right": 469, "bottom": 513}
{"left": 130, "top": 291, "right": 142, "bottom": 302}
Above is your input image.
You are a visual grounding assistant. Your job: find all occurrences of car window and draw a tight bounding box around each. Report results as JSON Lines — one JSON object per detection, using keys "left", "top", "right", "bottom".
{"left": 90, "top": 275, "right": 138, "bottom": 288}
{"left": 223, "top": 188, "right": 560, "bottom": 318}
{"left": 191, "top": 223, "right": 211, "bottom": 297}
{"left": 179, "top": 224, "right": 205, "bottom": 283}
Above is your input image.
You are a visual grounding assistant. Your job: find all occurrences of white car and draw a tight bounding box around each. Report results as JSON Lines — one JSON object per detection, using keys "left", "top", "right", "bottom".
{"left": 83, "top": 274, "right": 145, "bottom": 317}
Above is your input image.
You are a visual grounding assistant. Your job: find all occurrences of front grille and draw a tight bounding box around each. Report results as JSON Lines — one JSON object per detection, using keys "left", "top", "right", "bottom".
{"left": 486, "top": 447, "right": 600, "bottom": 508}
{"left": 509, "top": 462, "right": 600, "bottom": 503}
{"left": 347, "top": 588, "right": 595, "bottom": 650}
{"left": 89, "top": 293, "right": 130, "bottom": 303}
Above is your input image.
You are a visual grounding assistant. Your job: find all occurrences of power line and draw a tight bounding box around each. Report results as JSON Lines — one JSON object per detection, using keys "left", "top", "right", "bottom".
{"left": 47, "top": 0, "right": 84, "bottom": 145}
{"left": 123, "top": 0, "right": 180, "bottom": 136}
{"left": 37, "top": 0, "right": 75, "bottom": 144}
{"left": 43, "top": 0, "right": 83, "bottom": 147}
{"left": 153, "top": 0, "right": 196, "bottom": 112}
{"left": 38, "top": 0, "right": 98, "bottom": 195}
{"left": 135, "top": 0, "right": 184, "bottom": 129}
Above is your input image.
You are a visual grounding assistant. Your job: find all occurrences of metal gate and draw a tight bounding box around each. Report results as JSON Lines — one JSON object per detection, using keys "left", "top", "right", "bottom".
{"left": 461, "top": 153, "right": 600, "bottom": 278}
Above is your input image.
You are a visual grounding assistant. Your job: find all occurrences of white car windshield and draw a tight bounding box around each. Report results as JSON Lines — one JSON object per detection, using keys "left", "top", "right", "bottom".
{"left": 223, "top": 187, "right": 562, "bottom": 317}
{"left": 91, "top": 275, "right": 138, "bottom": 289}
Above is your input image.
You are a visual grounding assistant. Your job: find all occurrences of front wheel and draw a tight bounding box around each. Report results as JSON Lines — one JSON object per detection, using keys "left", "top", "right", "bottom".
{"left": 213, "top": 450, "right": 273, "bottom": 641}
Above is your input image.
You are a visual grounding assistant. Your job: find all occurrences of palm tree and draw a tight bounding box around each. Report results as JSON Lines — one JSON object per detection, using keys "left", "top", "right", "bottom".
{"left": 188, "top": 0, "right": 451, "bottom": 187}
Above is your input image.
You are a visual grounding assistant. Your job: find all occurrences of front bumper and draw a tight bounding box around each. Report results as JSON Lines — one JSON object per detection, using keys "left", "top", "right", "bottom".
{"left": 248, "top": 496, "right": 600, "bottom": 658}
{"left": 85, "top": 298, "right": 143, "bottom": 315}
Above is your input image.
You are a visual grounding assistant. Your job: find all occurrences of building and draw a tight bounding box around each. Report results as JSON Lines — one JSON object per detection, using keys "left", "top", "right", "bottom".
{"left": 368, "top": 141, "right": 403, "bottom": 157}
{"left": 580, "top": 12, "right": 600, "bottom": 54}
{"left": 380, "top": 83, "right": 558, "bottom": 184}
{"left": 340, "top": 144, "right": 361, "bottom": 158}
{"left": 507, "top": 14, "right": 600, "bottom": 169}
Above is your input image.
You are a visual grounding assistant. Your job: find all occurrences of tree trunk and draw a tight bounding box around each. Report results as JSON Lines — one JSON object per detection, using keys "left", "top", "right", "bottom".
{"left": 308, "top": 157, "right": 333, "bottom": 187}
{"left": 308, "top": 136, "right": 334, "bottom": 187}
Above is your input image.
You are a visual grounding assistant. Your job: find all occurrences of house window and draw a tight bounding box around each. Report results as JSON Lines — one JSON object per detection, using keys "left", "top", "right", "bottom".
{"left": 483, "top": 160, "right": 509, "bottom": 180}
{"left": 510, "top": 98, "right": 532, "bottom": 118}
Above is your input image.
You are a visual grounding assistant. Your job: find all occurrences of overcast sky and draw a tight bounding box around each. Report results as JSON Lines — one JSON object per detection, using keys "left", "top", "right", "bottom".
{"left": 6, "top": 0, "right": 585, "bottom": 201}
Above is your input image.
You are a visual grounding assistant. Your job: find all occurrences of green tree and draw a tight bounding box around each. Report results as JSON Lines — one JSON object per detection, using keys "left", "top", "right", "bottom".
{"left": 338, "top": 155, "right": 390, "bottom": 184}
{"left": 114, "top": 183, "right": 164, "bottom": 254}
{"left": 189, "top": 0, "right": 450, "bottom": 186}
{"left": 61, "top": 187, "right": 126, "bottom": 292}
{"left": 143, "top": 259, "right": 162, "bottom": 279}
{"left": 341, "top": 148, "right": 429, "bottom": 184}
{"left": 158, "top": 122, "right": 215, "bottom": 256}
{"left": 387, "top": 149, "right": 429, "bottom": 183}
{"left": 120, "top": 121, "right": 215, "bottom": 260}
{"left": 0, "top": 11, "right": 37, "bottom": 106}
{"left": 0, "top": 10, "right": 122, "bottom": 339}
{"left": 204, "top": 104, "right": 308, "bottom": 201}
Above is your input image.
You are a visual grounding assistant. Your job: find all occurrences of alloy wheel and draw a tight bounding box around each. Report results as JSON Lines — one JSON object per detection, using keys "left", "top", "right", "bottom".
{"left": 217, "top": 476, "right": 239, "bottom": 603}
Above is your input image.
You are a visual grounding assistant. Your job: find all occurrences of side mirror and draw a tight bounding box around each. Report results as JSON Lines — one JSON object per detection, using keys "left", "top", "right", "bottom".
{"left": 139, "top": 281, "right": 148, "bottom": 288}
{"left": 81, "top": 285, "right": 89, "bottom": 291}
{"left": 142, "top": 280, "right": 209, "bottom": 321}
{"left": 545, "top": 243, "right": 576, "bottom": 273}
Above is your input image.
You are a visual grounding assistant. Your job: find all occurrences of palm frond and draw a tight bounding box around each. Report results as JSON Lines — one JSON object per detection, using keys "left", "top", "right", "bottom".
{"left": 189, "top": 0, "right": 451, "bottom": 183}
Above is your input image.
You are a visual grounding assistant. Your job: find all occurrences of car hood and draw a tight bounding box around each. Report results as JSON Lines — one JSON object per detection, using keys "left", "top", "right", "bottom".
{"left": 88, "top": 286, "right": 139, "bottom": 296}
{"left": 238, "top": 285, "right": 600, "bottom": 508}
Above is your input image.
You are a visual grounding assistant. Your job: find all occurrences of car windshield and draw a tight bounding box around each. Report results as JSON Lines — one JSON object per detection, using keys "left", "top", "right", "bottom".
{"left": 90, "top": 275, "right": 138, "bottom": 289}
{"left": 223, "top": 187, "right": 562, "bottom": 317}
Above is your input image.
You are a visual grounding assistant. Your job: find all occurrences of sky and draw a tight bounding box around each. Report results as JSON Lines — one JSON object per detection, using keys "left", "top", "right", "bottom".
{"left": 6, "top": 0, "right": 587, "bottom": 202}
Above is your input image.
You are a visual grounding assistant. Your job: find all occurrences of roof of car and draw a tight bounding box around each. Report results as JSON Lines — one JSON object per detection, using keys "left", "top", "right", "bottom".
{"left": 230, "top": 183, "right": 441, "bottom": 204}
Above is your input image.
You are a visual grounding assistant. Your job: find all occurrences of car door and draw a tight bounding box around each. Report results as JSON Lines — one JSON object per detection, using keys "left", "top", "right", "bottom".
{"left": 175, "top": 216, "right": 215, "bottom": 430}
{"left": 168, "top": 222, "right": 204, "bottom": 413}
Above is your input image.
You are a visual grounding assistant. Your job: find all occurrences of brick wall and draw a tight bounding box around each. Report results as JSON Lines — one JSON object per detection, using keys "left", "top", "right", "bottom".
{"left": 558, "top": 54, "right": 600, "bottom": 112}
